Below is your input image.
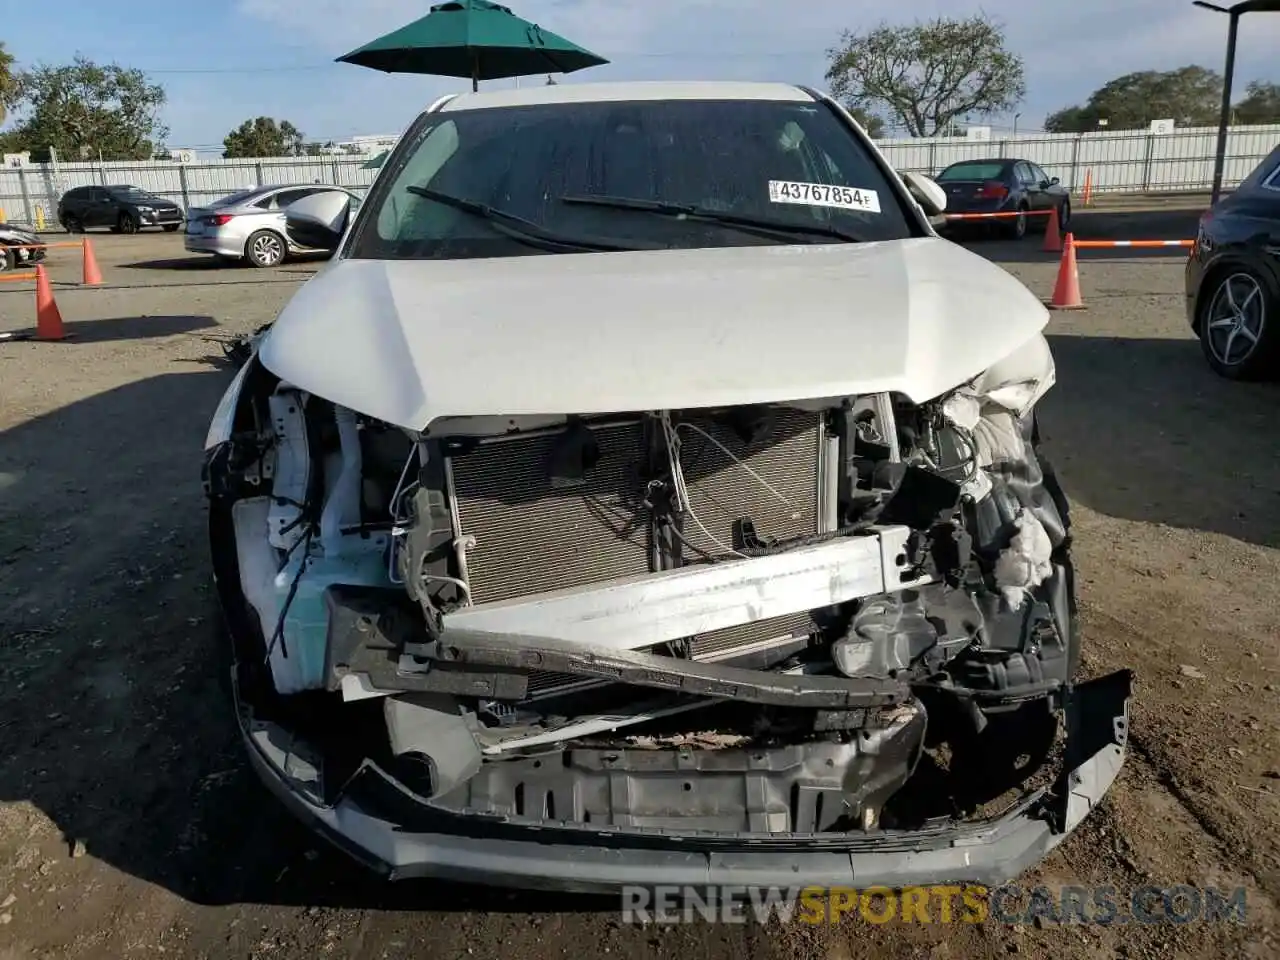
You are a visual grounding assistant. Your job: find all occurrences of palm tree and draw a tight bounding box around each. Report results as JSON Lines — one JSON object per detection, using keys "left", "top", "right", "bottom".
{"left": 0, "top": 42, "right": 16, "bottom": 127}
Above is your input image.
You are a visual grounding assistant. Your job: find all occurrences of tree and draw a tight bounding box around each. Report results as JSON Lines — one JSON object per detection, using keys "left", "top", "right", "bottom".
{"left": 846, "top": 106, "right": 886, "bottom": 139}
{"left": 1233, "top": 80, "right": 1280, "bottom": 125}
{"left": 1044, "top": 66, "right": 1222, "bottom": 132}
{"left": 824, "top": 15, "right": 1024, "bottom": 137}
{"left": 0, "top": 42, "right": 17, "bottom": 128}
{"left": 7, "top": 56, "right": 168, "bottom": 160}
{"left": 223, "top": 117, "right": 305, "bottom": 158}
{"left": 1042, "top": 105, "right": 1093, "bottom": 133}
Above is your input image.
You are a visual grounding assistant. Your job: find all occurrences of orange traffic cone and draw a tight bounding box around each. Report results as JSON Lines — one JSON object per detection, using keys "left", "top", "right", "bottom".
{"left": 81, "top": 237, "right": 103, "bottom": 286}
{"left": 1046, "top": 233, "right": 1085, "bottom": 310}
{"left": 1042, "top": 204, "right": 1062, "bottom": 253}
{"left": 34, "top": 264, "right": 67, "bottom": 340}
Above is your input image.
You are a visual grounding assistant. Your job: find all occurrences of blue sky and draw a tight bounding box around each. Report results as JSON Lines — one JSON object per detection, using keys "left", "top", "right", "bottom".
{"left": 4, "top": 0, "right": 1280, "bottom": 153}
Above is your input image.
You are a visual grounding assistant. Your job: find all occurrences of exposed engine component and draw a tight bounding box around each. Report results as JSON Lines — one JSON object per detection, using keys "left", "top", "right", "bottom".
{"left": 207, "top": 345, "right": 1082, "bottom": 844}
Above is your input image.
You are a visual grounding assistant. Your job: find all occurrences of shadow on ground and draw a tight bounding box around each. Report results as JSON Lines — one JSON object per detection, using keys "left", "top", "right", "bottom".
{"left": 0, "top": 327, "right": 1276, "bottom": 916}
{"left": 1040, "top": 333, "right": 1280, "bottom": 549}
{"left": 0, "top": 314, "right": 217, "bottom": 344}
{"left": 121, "top": 256, "right": 327, "bottom": 274}
{"left": 121, "top": 256, "right": 243, "bottom": 272}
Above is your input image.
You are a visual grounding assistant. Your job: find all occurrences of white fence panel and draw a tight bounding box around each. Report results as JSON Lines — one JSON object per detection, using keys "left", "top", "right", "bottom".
{"left": 2, "top": 122, "right": 1278, "bottom": 228}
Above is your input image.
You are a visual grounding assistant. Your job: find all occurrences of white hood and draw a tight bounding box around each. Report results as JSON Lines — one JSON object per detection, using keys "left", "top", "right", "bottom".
{"left": 259, "top": 238, "right": 1049, "bottom": 432}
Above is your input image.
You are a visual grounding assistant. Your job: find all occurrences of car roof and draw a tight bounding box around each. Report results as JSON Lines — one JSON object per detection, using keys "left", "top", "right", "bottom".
{"left": 437, "top": 80, "right": 815, "bottom": 113}
{"left": 228, "top": 183, "right": 349, "bottom": 199}
{"left": 943, "top": 158, "right": 1017, "bottom": 167}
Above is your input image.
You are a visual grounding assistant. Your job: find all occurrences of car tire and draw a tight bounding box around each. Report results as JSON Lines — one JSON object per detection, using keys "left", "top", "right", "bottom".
{"left": 245, "top": 230, "right": 286, "bottom": 268}
{"left": 0, "top": 247, "right": 15, "bottom": 273}
{"left": 1197, "top": 265, "right": 1279, "bottom": 380}
{"left": 118, "top": 212, "right": 139, "bottom": 235}
{"left": 163, "top": 224, "right": 180, "bottom": 233}
{"left": 61, "top": 215, "right": 83, "bottom": 234}
{"left": 1058, "top": 198, "right": 1072, "bottom": 231}
{"left": 1007, "top": 203, "right": 1029, "bottom": 240}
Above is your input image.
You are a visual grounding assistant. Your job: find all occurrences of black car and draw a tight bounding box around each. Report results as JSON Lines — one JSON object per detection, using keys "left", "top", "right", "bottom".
{"left": 935, "top": 158, "right": 1071, "bottom": 240}
{"left": 0, "top": 223, "right": 47, "bottom": 274}
{"left": 1185, "top": 142, "right": 1280, "bottom": 381}
{"left": 57, "top": 184, "right": 185, "bottom": 234}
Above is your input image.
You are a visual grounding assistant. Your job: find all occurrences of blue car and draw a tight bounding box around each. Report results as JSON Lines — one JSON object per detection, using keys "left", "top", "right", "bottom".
{"left": 936, "top": 158, "right": 1072, "bottom": 240}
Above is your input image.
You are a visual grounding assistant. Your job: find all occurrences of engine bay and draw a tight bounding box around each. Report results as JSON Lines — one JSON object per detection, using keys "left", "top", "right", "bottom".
{"left": 205, "top": 340, "right": 1080, "bottom": 835}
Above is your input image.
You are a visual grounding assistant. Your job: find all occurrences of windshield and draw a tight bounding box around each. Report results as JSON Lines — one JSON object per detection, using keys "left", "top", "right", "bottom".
{"left": 937, "top": 162, "right": 1007, "bottom": 182}
{"left": 347, "top": 97, "right": 918, "bottom": 261}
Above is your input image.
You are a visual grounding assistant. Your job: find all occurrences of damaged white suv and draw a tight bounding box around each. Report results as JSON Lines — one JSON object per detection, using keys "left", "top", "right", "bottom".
{"left": 203, "top": 81, "right": 1131, "bottom": 891}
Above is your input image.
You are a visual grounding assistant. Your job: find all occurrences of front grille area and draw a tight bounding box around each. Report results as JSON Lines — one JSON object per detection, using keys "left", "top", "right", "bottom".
{"left": 447, "top": 408, "right": 823, "bottom": 662}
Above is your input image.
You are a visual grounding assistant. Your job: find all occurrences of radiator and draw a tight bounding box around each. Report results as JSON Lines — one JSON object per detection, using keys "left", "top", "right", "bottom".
{"left": 448, "top": 408, "right": 822, "bottom": 665}
{"left": 675, "top": 409, "right": 821, "bottom": 656}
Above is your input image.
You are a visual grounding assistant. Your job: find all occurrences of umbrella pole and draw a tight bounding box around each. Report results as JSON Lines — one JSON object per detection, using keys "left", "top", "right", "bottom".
{"left": 472, "top": 51, "right": 479, "bottom": 92}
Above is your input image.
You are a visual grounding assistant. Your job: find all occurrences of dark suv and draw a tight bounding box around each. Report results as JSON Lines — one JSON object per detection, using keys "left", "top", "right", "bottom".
{"left": 57, "top": 185, "right": 185, "bottom": 234}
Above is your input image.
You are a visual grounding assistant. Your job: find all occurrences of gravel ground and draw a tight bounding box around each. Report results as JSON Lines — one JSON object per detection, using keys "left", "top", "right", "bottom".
{"left": 1, "top": 211, "right": 1278, "bottom": 960}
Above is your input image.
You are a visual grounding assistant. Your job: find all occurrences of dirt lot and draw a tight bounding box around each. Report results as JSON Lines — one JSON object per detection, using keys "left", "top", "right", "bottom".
{"left": 2, "top": 211, "right": 1279, "bottom": 960}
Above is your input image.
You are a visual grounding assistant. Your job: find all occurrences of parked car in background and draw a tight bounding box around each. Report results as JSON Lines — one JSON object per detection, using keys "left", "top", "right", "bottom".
{"left": 57, "top": 184, "right": 185, "bottom": 234}
{"left": 1186, "top": 141, "right": 1280, "bottom": 381}
{"left": 203, "top": 80, "right": 1131, "bottom": 892}
{"left": 935, "top": 158, "right": 1071, "bottom": 240}
{"left": 0, "top": 223, "right": 47, "bottom": 273}
{"left": 184, "top": 184, "right": 362, "bottom": 268}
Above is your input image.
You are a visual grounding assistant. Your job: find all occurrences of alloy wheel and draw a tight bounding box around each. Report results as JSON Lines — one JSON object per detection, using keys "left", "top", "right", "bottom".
{"left": 250, "top": 233, "right": 284, "bottom": 267}
{"left": 1205, "top": 272, "right": 1266, "bottom": 367}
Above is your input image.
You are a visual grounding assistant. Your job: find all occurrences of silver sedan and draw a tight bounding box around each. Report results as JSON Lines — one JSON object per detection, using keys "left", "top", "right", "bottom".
{"left": 184, "top": 184, "right": 362, "bottom": 268}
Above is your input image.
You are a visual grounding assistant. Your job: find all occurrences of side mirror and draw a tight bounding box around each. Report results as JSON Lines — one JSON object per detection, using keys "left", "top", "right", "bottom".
{"left": 285, "top": 192, "right": 351, "bottom": 252}
{"left": 1049, "top": 176, "right": 1061, "bottom": 186}
{"left": 901, "top": 172, "right": 947, "bottom": 216}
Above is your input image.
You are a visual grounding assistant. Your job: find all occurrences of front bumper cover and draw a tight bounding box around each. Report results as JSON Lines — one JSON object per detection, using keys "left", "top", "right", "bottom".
{"left": 237, "top": 668, "right": 1132, "bottom": 893}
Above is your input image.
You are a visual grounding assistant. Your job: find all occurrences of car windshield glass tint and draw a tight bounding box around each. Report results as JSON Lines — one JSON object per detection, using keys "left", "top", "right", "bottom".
{"left": 349, "top": 97, "right": 918, "bottom": 261}
{"left": 937, "top": 162, "right": 1007, "bottom": 181}
{"left": 110, "top": 186, "right": 159, "bottom": 200}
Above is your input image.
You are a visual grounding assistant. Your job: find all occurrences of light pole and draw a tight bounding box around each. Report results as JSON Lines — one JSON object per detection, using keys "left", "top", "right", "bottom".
{"left": 1193, "top": 1, "right": 1280, "bottom": 204}
{"left": 1013, "top": 112, "right": 1021, "bottom": 137}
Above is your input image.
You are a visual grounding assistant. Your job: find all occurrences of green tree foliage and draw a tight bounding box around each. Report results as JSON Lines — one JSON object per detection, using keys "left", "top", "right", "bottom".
{"left": 6, "top": 56, "right": 168, "bottom": 160}
{"left": 1044, "top": 67, "right": 1223, "bottom": 131}
{"left": 825, "top": 15, "right": 1024, "bottom": 137}
{"left": 846, "top": 106, "right": 886, "bottom": 139}
{"left": 0, "top": 42, "right": 17, "bottom": 128}
{"left": 223, "top": 117, "right": 306, "bottom": 158}
{"left": 1233, "top": 80, "right": 1280, "bottom": 125}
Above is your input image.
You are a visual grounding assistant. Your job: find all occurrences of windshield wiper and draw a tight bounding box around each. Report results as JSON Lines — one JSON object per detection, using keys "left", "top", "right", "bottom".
{"left": 559, "top": 194, "right": 864, "bottom": 244}
{"left": 405, "top": 185, "right": 634, "bottom": 253}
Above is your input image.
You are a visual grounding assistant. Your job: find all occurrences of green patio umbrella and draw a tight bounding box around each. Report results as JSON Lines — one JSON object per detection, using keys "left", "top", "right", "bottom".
{"left": 362, "top": 150, "right": 390, "bottom": 170}
{"left": 337, "top": 0, "right": 609, "bottom": 92}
